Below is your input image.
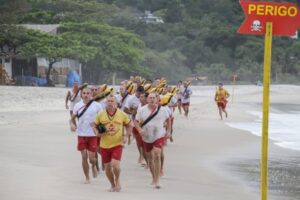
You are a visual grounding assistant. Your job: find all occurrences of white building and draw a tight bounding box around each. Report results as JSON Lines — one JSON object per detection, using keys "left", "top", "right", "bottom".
{"left": 138, "top": 11, "right": 164, "bottom": 24}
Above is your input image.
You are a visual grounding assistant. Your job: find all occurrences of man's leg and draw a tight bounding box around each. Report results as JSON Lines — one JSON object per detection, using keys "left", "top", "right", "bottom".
{"left": 152, "top": 147, "right": 162, "bottom": 188}
{"left": 140, "top": 147, "right": 148, "bottom": 168}
{"left": 218, "top": 106, "right": 223, "bottom": 120}
{"left": 169, "top": 118, "right": 174, "bottom": 142}
{"left": 111, "top": 159, "right": 121, "bottom": 192}
{"left": 88, "top": 151, "right": 98, "bottom": 178}
{"left": 80, "top": 150, "right": 90, "bottom": 184}
{"left": 146, "top": 151, "right": 155, "bottom": 184}
{"left": 178, "top": 101, "right": 182, "bottom": 114}
{"left": 104, "top": 162, "right": 116, "bottom": 191}
{"left": 133, "top": 130, "right": 144, "bottom": 164}
{"left": 160, "top": 148, "right": 164, "bottom": 177}
{"left": 185, "top": 105, "right": 190, "bottom": 117}
{"left": 222, "top": 107, "right": 228, "bottom": 118}
{"left": 182, "top": 104, "right": 189, "bottom": 117}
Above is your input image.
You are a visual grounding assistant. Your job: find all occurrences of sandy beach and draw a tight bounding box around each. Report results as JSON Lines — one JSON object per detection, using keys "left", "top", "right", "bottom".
{"left": 0, "top": 85, "right": 299, "bottom": 200}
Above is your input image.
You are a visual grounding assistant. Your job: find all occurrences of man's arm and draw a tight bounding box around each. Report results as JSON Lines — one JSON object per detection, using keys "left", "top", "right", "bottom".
{"left": 134, "top": 120, "right": 144, "bottom": 135}
{"left": 65, "top": 91, "right": 71, "bottom": 109}
{"left": 225, "top": 90, "right": 230, "bottom": 98}
{"left": 92, "top": 122, "right": 101, "bottom": 137}
{"left": 123, "top": 122, "right": 132, "bottom": 144}
{"left": 123, "top": 107, "right": 132, "bottom": 115}
{"left": 165, "top": 117, "right": 172, "bottom": 137}
{"left": 69, "top": 114, "right": 77, "bottom": 132}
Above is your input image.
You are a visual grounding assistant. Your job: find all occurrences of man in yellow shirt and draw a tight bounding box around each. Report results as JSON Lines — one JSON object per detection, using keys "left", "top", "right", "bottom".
{"left": 93, "top": 94, "right": 132, "bottom": 192}
{"left": 214, "top": 82, "right": 230, "bottom": 120}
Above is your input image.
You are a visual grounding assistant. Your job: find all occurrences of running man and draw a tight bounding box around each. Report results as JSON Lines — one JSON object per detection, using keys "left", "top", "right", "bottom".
{"left": 65, "top": 81, "right": 82, "bottom": 116}
{"left": 176, "top": 80, "right": 183, "bottom": 114}
{"left": 124, "top": 85, "right": 144, "bottom": 161}
{"left": 94, "top": 94, "right": 132, "bottom": 192}
{"left": 214, "top": 82, "right": 230, "bottom": 120}
{"left": 70, "top": 87, "right": 104, "bottom": 184}
{"left": 134, "top": 93, "right": 171, "bottom": 189}
{"left": 180, "top": 81, "right": 192, "bottom": 117}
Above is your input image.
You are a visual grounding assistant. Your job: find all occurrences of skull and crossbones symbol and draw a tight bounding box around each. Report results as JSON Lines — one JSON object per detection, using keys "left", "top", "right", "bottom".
{"left": 251, "top": 20, "right": 263, "bottom": 32}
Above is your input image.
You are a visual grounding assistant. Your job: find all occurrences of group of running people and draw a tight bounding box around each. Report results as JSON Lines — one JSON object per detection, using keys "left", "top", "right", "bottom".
{"left": 65, "top": 76, "right": 229, "bottom": 192}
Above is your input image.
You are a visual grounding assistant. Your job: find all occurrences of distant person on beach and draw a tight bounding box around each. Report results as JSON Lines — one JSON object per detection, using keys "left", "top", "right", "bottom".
{"left": 176, "top": 80, "right": 183, "bottom": 114}
{"left": 215, "top": 82, "right": 230, "bottom": 120}
{"left": 65, "top": 81, "right": 82, "bottom": 116}
{"left": 94, "top": 94, "right": 131, "bottom": 192}
{"left": 69, "top": 87, "right": 104, "bottom": 184}
{"left": 134, "top": 92, "right": 171, "bottom": 189}
{"left": 180, "top": 81, "right": 192, "bottom": 117}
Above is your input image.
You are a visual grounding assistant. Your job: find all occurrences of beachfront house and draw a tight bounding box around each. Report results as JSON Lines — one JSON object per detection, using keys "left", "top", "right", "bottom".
{"left": 0, "top": 24, "right": 81, "bottom": 86}
{"left": 138, "top": 11, "right": 164, "bottom": 24}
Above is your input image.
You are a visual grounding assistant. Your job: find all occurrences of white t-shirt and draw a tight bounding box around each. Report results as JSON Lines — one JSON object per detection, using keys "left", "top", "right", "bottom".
{"left": 124, "top": 94, "right": 140, "bottom": 110}
{"left": 177, "top": 85, "right": 183, "bottom": 100}
{"left": 69, "top": 90, "right": 81, "bottom": 111}
{"left": 167, "top": 95, "right": 177, "bottom": 116}
{"left": 124, "top": 94, "right": 141, "bottom": 121}
{"left": 73, "top": 101, "right": 104, "bottom": 137}
{"left": 136, "top": 105, "right": 170, "bottom": 143}
{"left": 181, "top": 86, "right": 192, "bottom": 104}
{"left": 99, "top": 99, "right": 107, "bottom": 109}
{"left": 117, "top": 93, "right": 131, "bottom": 111}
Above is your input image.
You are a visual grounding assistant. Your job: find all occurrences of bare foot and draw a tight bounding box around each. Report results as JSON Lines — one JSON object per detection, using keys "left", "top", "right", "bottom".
{"left": 160, "top": 170, "right": 164, "bottom": 177}
{"left": 140, "top": 163, "right": 147, "bottom": 167}
{"left": 115, "top": 186, "right": 121, "bottom": 192}
{"left": 114, "top": 181, "right": 121, "bottom": 192}
{"left": 138, "top": 156, "right": 143, "bottom": 164}
{"left": 83, "top": 179, "right": 90, "bottom": 184}
{"left": 154, "top": 181, "right": 161, "bottom": 189}
{"left": 107, "top": 187, "right": 115, "bottom": 192}
{"left": 155, "top": 185, "right": 161, "bottom": 189}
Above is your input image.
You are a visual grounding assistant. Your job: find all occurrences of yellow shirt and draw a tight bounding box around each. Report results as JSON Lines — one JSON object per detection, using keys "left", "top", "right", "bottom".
{"left": 215, "top": 88, "right": 230, "bottom": 102}
{"left": 95, "top": 109, "right": 130, "bottom": 148}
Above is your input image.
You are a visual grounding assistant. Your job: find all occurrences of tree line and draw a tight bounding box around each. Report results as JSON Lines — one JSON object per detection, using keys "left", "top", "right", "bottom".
{"left": 0, "top": 0, "right": 299, "bottom": 85}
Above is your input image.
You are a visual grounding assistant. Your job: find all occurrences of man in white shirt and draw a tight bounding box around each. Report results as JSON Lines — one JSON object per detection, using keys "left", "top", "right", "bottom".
{"left": 70, "top": 87, "right": 104, "bottom": 184}
{"left": 116, "top": 84, "right": 131, "bottom": 110}
{"left": 124, "top": 85, "right": 144, "bottom": 163}
{"left": 180, "top": 81, "right": 192, "bottom": 117}
{"left": 134, "top": 93, "right": 171, "bottom": 189}
{"left": 65, "top": 81, "right": 82, "bottom": 116}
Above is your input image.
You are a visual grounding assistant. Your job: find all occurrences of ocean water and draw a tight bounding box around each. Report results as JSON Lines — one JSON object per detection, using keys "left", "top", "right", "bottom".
{"left": 227, "top": 111, "right": 300, "bottom": 151}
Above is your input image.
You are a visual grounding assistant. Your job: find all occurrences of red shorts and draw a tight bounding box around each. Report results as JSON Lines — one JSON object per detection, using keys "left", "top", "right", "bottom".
{"left": 182, "top": 102, "right": 190, "bottom": 106}
{"left": 100, "top": 145, "right": 123, "bottom": 164}
{"left": 217, "top": 100, "right": 227, "bottom": 109}
{"left": 143, "top": 137, "right": 165, "bottom": 152}
{"left": 77, "top": 136, "right": 98, "bottom": 152}
{"left": 133, "top": 127, "right": 143, "bottom": 147}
